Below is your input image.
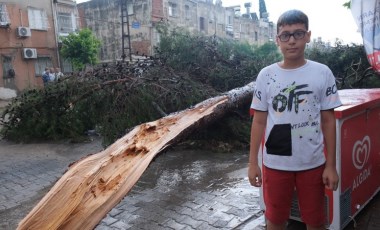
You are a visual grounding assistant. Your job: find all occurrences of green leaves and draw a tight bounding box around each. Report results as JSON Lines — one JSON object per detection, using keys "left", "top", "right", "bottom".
{"left": 0, "top": 78, "right": 97, "bottom": 142}
{"left": 0, "top": 60, "right": 213, "bottom": 145}
{"left": 60, "top": 28, "right": 101, "bottom": 71}
{"left": 305, "top": 42, "right": 379, "bottom": 89}
{"left": 156, "top": 22, "right": 281, "bottom": 92}
{"left": 1, "top": 23, "right": 374, "bottom": 147}
{"left": 343, "top": 1, "right": 351, "bottom": 9}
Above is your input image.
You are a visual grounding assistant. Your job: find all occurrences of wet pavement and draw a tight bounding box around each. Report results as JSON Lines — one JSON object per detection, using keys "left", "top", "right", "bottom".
{"left": 0, "top": 136, "right": 379, "bottom": 229}
{"left": 0, "top": 137, "right": 265, "bottom": 230}
{"left": 95, "top": 147, "right": 264, "bottom": 230}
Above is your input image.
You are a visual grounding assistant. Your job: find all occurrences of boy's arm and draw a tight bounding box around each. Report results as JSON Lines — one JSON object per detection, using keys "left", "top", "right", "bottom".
{"left": 321, "top": 109, "right": 339, "bottom": 191}
{"left": 248, "top": 110, "right": 267, "bottom": 187}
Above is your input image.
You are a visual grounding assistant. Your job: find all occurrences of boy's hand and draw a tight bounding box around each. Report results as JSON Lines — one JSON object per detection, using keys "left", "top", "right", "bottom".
{"left": 322, "top": 166, "right": 339, "bottom": 191}
{"left": 248, "top": 163, "right": 262, "bottom": 187}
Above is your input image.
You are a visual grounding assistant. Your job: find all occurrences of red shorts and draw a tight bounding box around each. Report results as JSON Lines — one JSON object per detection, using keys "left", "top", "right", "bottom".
{"left": 263, "top": 165, "right": 325, "bottom": 227}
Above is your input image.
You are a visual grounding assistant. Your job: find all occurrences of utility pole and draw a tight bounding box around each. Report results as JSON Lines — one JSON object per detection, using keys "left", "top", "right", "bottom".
{"left": 120, "top": 0, "right": 132, "bottom": 62}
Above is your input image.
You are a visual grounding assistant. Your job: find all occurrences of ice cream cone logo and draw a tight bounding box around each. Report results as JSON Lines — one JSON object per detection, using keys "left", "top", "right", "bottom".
{"left": 352, "top": 135, "right": 371, "bottom": 170}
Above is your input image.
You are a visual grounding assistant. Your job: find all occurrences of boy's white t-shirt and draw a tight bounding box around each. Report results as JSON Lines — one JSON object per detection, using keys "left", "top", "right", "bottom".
{"left": 251, "top": 60, "right": 342, "bottom": 171}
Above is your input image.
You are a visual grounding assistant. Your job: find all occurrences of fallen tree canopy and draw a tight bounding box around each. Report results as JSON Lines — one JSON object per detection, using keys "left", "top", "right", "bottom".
{"left": 2, "top": 28, "right": 377, "bottom": 146}
{"left": 17, "top": 82, "right": 255, "bottom": 230}
{"left": 0, "top": 59, "right": 219, "bottom": 146}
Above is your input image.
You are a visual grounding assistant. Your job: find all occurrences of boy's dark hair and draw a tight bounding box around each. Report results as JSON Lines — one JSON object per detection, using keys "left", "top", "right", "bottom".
{"left": 277, "top": 9, "right": 309, "bottom": 33}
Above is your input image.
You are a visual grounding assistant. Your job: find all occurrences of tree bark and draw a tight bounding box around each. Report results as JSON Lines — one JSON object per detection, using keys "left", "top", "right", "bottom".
{"left": 17, "top": 82, "right": 255, "bottom": 230}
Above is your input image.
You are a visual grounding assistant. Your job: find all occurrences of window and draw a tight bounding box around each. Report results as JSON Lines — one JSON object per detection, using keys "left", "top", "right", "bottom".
{"left": 200, "top": 17, "right": 205, "bottom": 31}
{"left": 2, "top": 56, "right": 14, "bottom": 79}
{"left": 246, "top": 24, "right": 250, "bottom": 33}
{"left": 153, "top": 28, "right": 160, "bottom": 44}
{"left": 58, "top": 12, "right": 76, "bottom": 34}
{"left": 35, "top": 57, "right": 52, "bottom": 76}
{"left": 218, "top": 23, "right": 223, "bottom": 33}
{"left": 168, "top": 2, "right": 177, "bottom": 17}
{"left": 185, "top": 5, "right": 190, "bottom": 20}
{"left": 61, "top": 59, "right": 73, "bottom": 73}
{"left": 127, "top": 2, "right": 134, "bottom": 15}
{"left": 209, "top": 12, "right": 214, "bottom": 23}
{"left": 0, "top": 3, "right": 10, "bottom": 26}
{"left": 255, "top": 31, "right": 258, "bottom": 41}
{"left": 28, "top": 7, "right": 49, "bottom": 30}
{"left": 56, "top": 5, "right": 79, "bottom": 35}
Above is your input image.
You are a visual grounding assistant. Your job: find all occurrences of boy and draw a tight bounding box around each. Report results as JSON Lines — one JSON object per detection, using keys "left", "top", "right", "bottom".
{"left": 248, "top": 9, "right": 342, "bottom": 230}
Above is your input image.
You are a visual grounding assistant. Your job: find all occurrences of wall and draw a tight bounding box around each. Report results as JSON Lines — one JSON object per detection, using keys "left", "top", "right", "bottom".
{"left": 78, "top": 0, "right": 154, "bottom": 62}
{"left": 78, "top": 0, "right": 276, "bottom": 62}
{"left": 78, "top": 0, "right": 122, "bottom": 62}
{"left": 0, "top": 1, "right": 58, "bottom": 92}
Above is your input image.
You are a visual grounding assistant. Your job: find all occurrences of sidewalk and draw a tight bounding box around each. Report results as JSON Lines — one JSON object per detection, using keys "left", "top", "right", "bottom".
{"left": 0, "top": 136, "right": 379, "bottom": 230}
{"left": 0, "top": 137, "right": 266, "bottom": 230}
{"left": 0, "top": 137, "right": 104, "bottom": 229}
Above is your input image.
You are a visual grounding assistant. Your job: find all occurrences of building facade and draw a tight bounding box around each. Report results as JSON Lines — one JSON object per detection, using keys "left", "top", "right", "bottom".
{"left": 78, "top": 0, "right": 276, "bottom": 63}
{"left": 0, "top": 0, "right": 79, "bottom": 93}
{"left": 0, "top": 0, "right": 274, "bottom": 92}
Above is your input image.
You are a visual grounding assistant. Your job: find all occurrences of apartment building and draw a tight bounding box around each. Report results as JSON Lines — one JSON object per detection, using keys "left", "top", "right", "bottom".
{"left": 0, "top": 0, "right": 79, "bottom": 92}
{"left": 78, "top": 0, "right": 276, "bottom": 63}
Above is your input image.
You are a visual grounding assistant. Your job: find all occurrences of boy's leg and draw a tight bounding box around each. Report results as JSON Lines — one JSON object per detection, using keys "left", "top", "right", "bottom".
{"left": 266, "top": 221, "right": 286, "bottom": 230}
{"left": 295, "top": 165, "right": 325, "bottom": 229}
{"left": 263, "top": 166, "right": 295, "bottom": 229}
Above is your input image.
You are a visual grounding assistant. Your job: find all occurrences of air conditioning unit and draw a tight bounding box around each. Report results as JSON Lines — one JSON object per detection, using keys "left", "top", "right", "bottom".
{"left": 0, "top": 21, "right": 10, "bottom": 27}
{"left": 23, "top": 48, "right": 37, "bottom": 59}
{"left": 17, "top": 27, "right": 31, "bottom": 37}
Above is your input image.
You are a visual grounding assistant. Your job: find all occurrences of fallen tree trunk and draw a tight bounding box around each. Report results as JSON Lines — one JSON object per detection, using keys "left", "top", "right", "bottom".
{"left": 17, "top": 82, "right": 255, "bottom": 230}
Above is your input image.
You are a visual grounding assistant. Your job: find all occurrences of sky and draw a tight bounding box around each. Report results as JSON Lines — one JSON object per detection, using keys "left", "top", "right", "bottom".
{"left": 223, "top": 0, "right": 362, "bottom": 44}
{"left": 76, "top": 0, "right": 363, "bottom": 45}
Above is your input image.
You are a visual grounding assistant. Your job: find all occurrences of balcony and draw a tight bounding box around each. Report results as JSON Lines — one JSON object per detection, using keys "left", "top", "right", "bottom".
{"left": 0, "top": 3, "right": 10, "bottom": 27}
{"left": 54, "top": 0, "right": 76, "bottom": 6}
{"left": 226, "top": 24, "right": 233, "bottom": 32}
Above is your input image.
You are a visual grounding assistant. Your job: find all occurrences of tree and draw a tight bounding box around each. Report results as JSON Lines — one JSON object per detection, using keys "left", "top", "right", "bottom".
{"left": 2, "top": 24, "right": 375, "bottom": 146}
{"left": 305, "top": 42, "right": 379, "bottom": 89}
{"left": 17, "top": 82, "right": 255, "bottom": 230}
{"left": 343, "top": 1, "right": 351, "bottom": 9}
{"left": 60, "top": 28, "right": 101, "bottom": 71}
{"left": 155, "top": 22, "right": 280, "bottom": 92}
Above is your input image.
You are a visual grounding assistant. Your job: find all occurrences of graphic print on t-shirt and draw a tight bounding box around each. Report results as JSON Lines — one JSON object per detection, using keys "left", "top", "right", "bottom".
{"left": 272, "top": 81, "right": 313, "bottom": 114}
{"left": 250, "top": 61, "right": 343, "bottom": 170}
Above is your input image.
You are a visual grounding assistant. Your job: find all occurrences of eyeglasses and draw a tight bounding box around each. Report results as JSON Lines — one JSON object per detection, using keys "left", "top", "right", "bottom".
{"left": 277, "top": 30, "right": 308, "bottom": 42}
